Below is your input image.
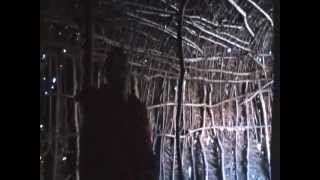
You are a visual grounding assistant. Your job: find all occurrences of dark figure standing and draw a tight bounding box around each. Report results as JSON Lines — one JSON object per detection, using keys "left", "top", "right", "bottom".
{"left": 77, "top": 48, "right": 154, "bottom": 180}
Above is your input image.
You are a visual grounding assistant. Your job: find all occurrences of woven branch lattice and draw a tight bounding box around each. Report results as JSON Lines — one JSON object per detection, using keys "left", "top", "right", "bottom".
{"left": 40, "top": 0, "right": 273, "bottom": 179}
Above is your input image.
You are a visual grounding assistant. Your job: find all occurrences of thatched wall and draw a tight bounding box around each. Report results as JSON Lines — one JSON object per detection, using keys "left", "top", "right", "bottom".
{"left": 40, "top": 0, "right": 274, "bottom": 179}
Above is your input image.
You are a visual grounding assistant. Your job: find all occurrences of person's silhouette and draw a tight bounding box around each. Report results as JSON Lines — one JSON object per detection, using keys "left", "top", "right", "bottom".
{"left": 77, "top": 47, "right": 154, "bottom": 180}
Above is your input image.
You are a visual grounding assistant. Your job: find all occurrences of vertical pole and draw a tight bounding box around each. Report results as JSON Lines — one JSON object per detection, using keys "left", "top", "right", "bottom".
{"left": 246, "top": 102, "right": 250, "bottom": 180}
{"left": 258, "top": 83, "right": 271, "bottom": 178}
{"left": 176, "top": 1, "right": 189, "bottom": 180}
{"left": 73, "top": 57, "right": 80, "bottom": 180}
{"left": 235, "top": 87, "right": 239, "bottom": 180}
{"left": 173, "top": 80, "right": 178, "bottom": 180}
{"left": 200, "top": 86, "right": 208, "bottom": 180}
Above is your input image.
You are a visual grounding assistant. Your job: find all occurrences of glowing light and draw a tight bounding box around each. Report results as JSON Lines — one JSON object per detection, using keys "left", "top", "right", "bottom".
{"left": 257, "top": 143, "right": 262, "bottom": 151}
{"left": 51, "top": 85, "right": 55, "bottom": 90}
{"left": 269, "top": 50, "right": 272, "bottom": 54}
{"left": 44, "top": 91, "right": 48, "bottom": 95}
{"left": 40, "top": 156, "right": 42, "bottom": 160}
{"left": 227, "top": 48, "right": 232, "bottom": 53}
{"left": 174, "top": 86, "right": 178, "bottom": 91}
{"left": 188, "top": 166, "right": 192, "bottom": 178}
{"left": 59, "top": 64, "right": 63, "bottom": 68}
{"left": 62, "top": 156, "right": 67, "bottom": 161}
{"left": 257, "top": 57, "right": 262, "bottom": 62}
{"left": 42, "top": 54, "right": 46, "bottom": 59}
{"left": 62, "top": 49, "right": 67, "bottom": 53}
{"left": 42, "top": 77, "right": 46, "bottom": 80}
{"left": 58, "top": 32, "right": 62, "bottom": 36}
{"left": 40, "top": 124, "right": 44, "bottom": 129}
{"left": 52, "top": 77, "right": 56, "bottom": 83}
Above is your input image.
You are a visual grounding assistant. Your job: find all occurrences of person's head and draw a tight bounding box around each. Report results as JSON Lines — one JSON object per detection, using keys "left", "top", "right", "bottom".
{"left": 102, "top": 47, "right": 130, "bottom": 90}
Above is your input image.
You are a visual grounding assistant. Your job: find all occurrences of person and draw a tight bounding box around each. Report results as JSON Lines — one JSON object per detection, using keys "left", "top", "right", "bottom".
{"left": 76, "top": 47, "right": 154, "bottom": 180}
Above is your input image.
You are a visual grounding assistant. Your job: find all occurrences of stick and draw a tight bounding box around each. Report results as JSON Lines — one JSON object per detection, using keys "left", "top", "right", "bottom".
{"left": 147, "top": 89, "right": 271, "bottom": 110}
{"left": 240, "top": 80, "right": 273, "bottom": 105}
{"left": 185, "top": 20, "right": 252, "bottom": 51}
{"left": 188, "top": 125, "right": 271, "bottom": 133}
{"left": 227, "top": 0, "right": 255, "bottom": 37}
{"left": 247, "top": 0, "right": 274, "bottom": 27}
{"left": 72, "top": 57, "right": 80, "bottom": 180}
{"left": 172, "top": 80, "right": 178, "bottom": 180}
{"left": 232, "top": 62, "right": 240, "bottom": 179}
{"left": 175, "top": 1, "right": 189, "bottom": 179}
{"left": 217, "top": 132, "right": 225, "bottom": 180}
{"left": 132, "top": 71, "right": 271, "bottom": 83}
{"left": 185, "top": 15, "right": 244, "bottom": 30}
{"left": 258, "top": 83, "right": 271, "bottom": 178}
{"left": 246, "top": 102, "right": 250, "bottom": 180}
{"left": 127, "top": 12, "right": 203, "bottom": 54}
{"left": 200, "top": 86, "right": 209, "bottom": 180}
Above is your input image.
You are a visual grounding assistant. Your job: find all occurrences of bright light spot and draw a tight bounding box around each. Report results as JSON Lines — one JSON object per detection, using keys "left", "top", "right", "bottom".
{"left": 62, "top": 156, "right": 67, "bottom": 161}
{"left": 42, "top": 77, "right": 46, "bottom": 80}
{"left": 59, "top": 64, "right": 63, "bottom": 68}
{"left": 174, "top": 86, "right": 177, "bottom": 91}
{"left": 51, "top": 85, "right": 55, "bottom": 90}
{"left": 257, "top": 143, "right": 262, "bottom": 151}
{"left": 257, "top": 57, "right": 262, "bottom": 62}
{"left": 42, "top": 54, "right": 46, "bottom": 59}
{"left": 144, "top": 59, "right": 148, "bottom": 63}
{"left": 52, "top": 77, "right": 56, "bottom": 83}
{"left": 40, "top": 124, "right": 44, "bottom": 129}
{"left": 58, "top": 32, "right": 62, "bottom": 36}
{"left": 188, "top": 166, "right": 192, "bottom": 178}
{"left": 62, "top": 49, "right": 67, "bottom": 53}
{"left": 227, "top": 48, "right": 232, "bottom": 53}
{"left": 40, "top": 156, "right": 42, "bottom": 160}
{"left": 269, "top": 50, "right": 272, "bottom": 54}
{"left": 44, "top": 91, "right": 48, "bottom": 95}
